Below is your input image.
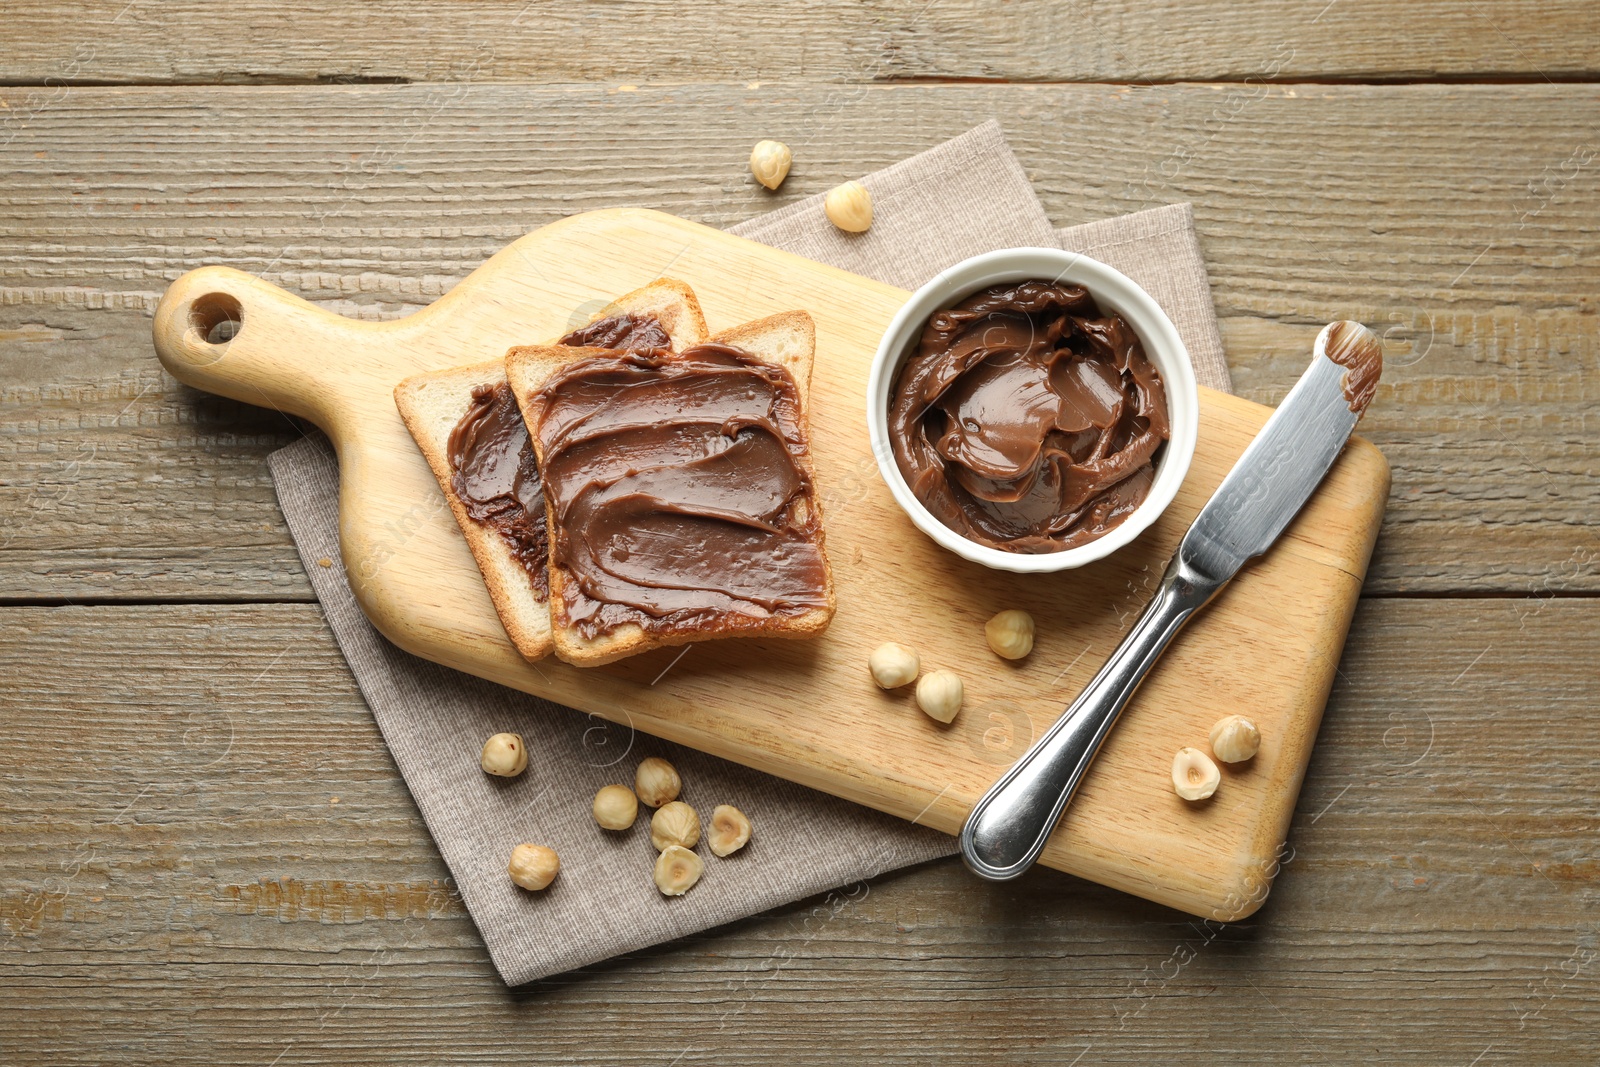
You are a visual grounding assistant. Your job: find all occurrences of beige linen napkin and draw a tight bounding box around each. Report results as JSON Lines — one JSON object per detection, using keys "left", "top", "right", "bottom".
{"left": 267, "top": 121, "right": 1230, "bottom": 985}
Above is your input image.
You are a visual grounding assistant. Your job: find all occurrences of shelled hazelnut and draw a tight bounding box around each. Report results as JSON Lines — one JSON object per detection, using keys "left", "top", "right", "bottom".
{"left": 653, "top": 845, "right": 704, "bottom": 896}
{"left": 824, "top": 181, "right": 873, "bottom": 232}
{"left": 1171, "top": 747, "right": 1221, "bottom": 801}
{"left": 508, "top": 843, "right": 559, "bottom": 891}
{"left": 592, "top": 784, "right": 639, "bottom": 831}
{"left": 869, "top": 641, "right": 920, "bottom": 689}
{"left": 1209, "top": 715, "right": 1261, "bottom": 764}
{"left": 480, "top": 732, "right": 528, "bottom": 778}
{"left": 749, "top": 139, "right": 792, "bottom": 190}
{"left": 649, "top": 801, "right": 701, "bottom": 851}
{"left": 916, "top": 669, "right": 964, "bottom": 723}
{"left": 634, "top": 757, "right": 682, "bottom": 808}
{"left": 985, "top": 609, "right": 1035, "bottom": 660}
{"left": 708, "top": 805, "right": 752, "bottom": 857}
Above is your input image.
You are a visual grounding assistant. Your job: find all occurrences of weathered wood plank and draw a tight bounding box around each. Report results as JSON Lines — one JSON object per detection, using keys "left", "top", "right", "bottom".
{"left": 0, "top": 307, "right": 313, "bottom": 600}
{"left": 1, "top": 84, "right": 1595, "bottom": 598}
{"left": 4, "top": 84, "right": 1597, "bottom": 311}
{"left": 1, "top": 599, "right": 1596, "bottom": 1063}
{"left": 4, "top": 1, "right": 1597, "bottom": 86}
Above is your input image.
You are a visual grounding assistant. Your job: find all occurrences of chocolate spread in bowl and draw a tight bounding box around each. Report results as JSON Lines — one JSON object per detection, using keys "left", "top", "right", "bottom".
{"left": 888, "top": 281, "right": 1170, "bottom": 554}
{"left": 445, "top": 313, "right": 670, "bottom": 593}
{"left": 532, "top": 344, "right": 830, "bottom": 640}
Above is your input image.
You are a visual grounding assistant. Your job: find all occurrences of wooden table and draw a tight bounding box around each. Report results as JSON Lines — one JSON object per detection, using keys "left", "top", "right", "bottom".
{"left": 3, "top": 4, "right": 1596, "bottom": 1062}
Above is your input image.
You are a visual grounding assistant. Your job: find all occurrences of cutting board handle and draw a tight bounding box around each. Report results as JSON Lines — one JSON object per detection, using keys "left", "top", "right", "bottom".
{"left": 153, "top": 265, "right": 371, "bottom": 433}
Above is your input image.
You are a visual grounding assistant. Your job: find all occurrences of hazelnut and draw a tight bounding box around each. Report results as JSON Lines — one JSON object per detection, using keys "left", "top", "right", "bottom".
{"left": 507, "top": 843, "right": 559, "bottom": 891}
{"left": 634, "top": 756, "right": 681, "bottom": 808}
{"left": 985, "top": 609, "right": 1035, "bottom": 660}
{"left": 915, "top": 669, "right": 963, "bottom": 723}
{"left": 824, "top": 180, "right": 873, "bottom": 232}
{"left": 749, "top": 139, "right": 792, "bottom": 190}
{"left": 653, "top": 845, "right": 704, "bottom": 896}
{"left": 480, "top": 732, "right": 528, "bottom": 778}
{"left": 592, "top": 784, "right": 638, "bottom": 831}
{"left": 868, "top": 641, "right": 920, "bottom": 689}
{"left": 649, "top": 800, "right": 701, "bottom": 851}
{"left": 708, "top": 804, "right": 752, "bottom": 857}
{"left": 1171, "top": 747, "right": 1221, "bottom": 801}
{"left": 1209, "top": 715, "right": 1261, "bottom": 764}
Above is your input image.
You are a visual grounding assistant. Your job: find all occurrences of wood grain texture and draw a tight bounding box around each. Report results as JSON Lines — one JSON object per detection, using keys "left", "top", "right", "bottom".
{"left": 0, "top": 84, "right": 1596, "bottom": 602}
{"left": 1, "top": 3, "right": 1595, "bottom": 1060}
{"left": 4, "top": 84, "right": 1596, "bottom": 311}
{"left": 4, "top": 1, "right": 1597, "bottom": 85}
{"left": 147, "top": 209, "right": 1386, "bottom": 918}
{"left": 2, "top": 598, "right": 1595, "bottom": 1063}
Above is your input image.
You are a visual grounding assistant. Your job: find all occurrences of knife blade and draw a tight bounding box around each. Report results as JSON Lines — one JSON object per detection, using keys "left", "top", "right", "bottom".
{"left": 958, "top": 321, "right": 1382, "bottom": 882}
{"left": 1177, "top": 320, "right": 1378, "bottom": 584}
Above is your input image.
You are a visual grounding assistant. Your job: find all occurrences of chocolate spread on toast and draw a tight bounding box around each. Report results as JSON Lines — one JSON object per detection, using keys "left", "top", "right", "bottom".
{"left": 448, "top": 380, "right": 551, "bottom": 594}
{"left": 532, "top": 343, "right": 829, "bottom": 640}
{"left": 446, "top": 313, "right": 669, "bottom": 594}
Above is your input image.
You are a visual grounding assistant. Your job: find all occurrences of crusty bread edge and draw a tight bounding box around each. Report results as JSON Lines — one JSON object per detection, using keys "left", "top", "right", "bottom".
{"left": 708, "top": 309, "right": 815, "bottom": 409}
{"left": 506, "top": 311, "right": 835, "bottom": 667}
{"left": 593, "top": 277, "right": 708, "bottom": 351}
{"left": 392, "top": 360, "right": 554, "bottom": 662}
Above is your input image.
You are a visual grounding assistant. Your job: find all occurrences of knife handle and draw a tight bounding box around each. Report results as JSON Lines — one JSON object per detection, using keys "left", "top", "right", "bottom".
{"left": 959, "top": 554, "right": 1228, "bottom": 881}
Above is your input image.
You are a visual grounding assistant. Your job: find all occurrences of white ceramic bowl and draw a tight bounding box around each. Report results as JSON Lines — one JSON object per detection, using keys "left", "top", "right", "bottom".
{"left": 866, "top": 247, "right": 1199, "bottom": 573}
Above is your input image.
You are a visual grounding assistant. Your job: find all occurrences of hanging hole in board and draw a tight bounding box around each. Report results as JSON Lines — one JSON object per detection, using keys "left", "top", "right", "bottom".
{"left": 190, "top": 292, "right": 244, "bottom": 347}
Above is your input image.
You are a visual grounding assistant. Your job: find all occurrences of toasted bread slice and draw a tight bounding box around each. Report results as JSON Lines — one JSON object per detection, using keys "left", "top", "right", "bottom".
{"left": 393, "top": 279, "right": 709, "bottom": 662}
{"left": 393, "top": 359, "right": 552, "bottom": 660}
{"left": 505, "top": 311, "right": 834, "bottom": 667}
{"left": 552, "top": 276, "right": 707, "bottom": 354}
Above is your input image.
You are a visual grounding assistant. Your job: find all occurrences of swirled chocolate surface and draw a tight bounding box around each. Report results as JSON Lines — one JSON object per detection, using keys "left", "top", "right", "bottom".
{"left": 448, "top": 381, "right": 551, "bottom": 594}
{"left": 446, "top": 313, "right": 669, "bottom": 594}
{"left": 889, "top": 281, "right": 1170, "bottom": 553}
{"left": 533, "top": 344, "right": 829, "bottom": 639}
{"left": 560, "top": 313, "right": 671, "bottom": 351}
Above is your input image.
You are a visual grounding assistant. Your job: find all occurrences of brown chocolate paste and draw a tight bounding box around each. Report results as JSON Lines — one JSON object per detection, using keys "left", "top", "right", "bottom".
{"left": 1321, "top": 320, "right": 1383, "bottom": 414}
{"left": 448, "top": 381, "right": 550, "bottom": 594}
{"left": 532, "top": 344, "right": 829, "bottom": 639}
{"left": 560, "top": 313, "right": 671, "bottom": 351}
{"left": 446, "top": 313, "right": 669, "bottom": 595}
{"left": 888, "top": 281, "right": 1170, "bottom": 553}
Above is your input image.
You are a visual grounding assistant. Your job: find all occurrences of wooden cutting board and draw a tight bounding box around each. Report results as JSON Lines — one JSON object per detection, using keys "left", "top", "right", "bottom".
{"left": 153, "top": 208, "right": 1389, "bottom": 920}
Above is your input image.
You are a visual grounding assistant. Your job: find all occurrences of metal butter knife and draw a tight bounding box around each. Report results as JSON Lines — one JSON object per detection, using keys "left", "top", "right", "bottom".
{"left": 959, "top": 321, "right": 1383, "bottom": 881}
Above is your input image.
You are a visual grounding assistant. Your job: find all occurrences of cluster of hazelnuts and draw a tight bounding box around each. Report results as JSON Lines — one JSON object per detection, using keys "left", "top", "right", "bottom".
{"left": 747, "top": 138, "right": 874, "bottom": 234}
{"left": 1170, "top": 715, "right": 1262, "bottom": 802}
{"left": 864, "top": 607, "right": 1264, "bottom": 807}
{"left": 480, "top": 736, "right": 751, "bottom": 898}
{"left": 591, "top": 756, "right": 752, "bottom": 896}
{"left": 868, "top": 608, "right": 1036, "bottom": 723}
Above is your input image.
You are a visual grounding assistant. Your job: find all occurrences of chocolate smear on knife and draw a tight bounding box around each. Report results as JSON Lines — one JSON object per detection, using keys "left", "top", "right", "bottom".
{"left": 1321, "top": 320, "right": 1383, "bottom": 415}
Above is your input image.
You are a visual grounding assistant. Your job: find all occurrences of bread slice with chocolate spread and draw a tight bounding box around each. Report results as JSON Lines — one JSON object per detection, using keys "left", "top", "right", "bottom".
{"left": 505, "top": 311, "right": 835, "bottom": 667}
{"left": 393, "top": 279, "right": 708, "bottom": 662}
